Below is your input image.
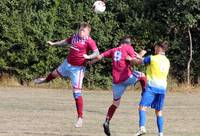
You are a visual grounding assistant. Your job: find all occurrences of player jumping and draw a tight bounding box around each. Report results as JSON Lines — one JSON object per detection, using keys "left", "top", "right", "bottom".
{"left": 88, "top": 35, "right": 147, "bottom": 136}
{"left": 34, "top": 22, "right": 99, "bottom": 128}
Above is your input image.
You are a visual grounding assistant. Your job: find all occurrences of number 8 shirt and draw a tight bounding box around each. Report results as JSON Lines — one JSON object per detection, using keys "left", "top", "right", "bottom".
{"left": 101, "top": 43, "right": 136, "bottom": 84}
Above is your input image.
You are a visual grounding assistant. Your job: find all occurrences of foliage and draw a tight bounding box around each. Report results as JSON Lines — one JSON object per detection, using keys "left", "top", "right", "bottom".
{"left": 0, "top": 0, "right": 199, "bottom": 88}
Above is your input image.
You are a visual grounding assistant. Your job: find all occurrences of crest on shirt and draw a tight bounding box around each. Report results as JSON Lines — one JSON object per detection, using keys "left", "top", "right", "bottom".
{"left": 70, "top": 34, "right": 89, "bottom": 51}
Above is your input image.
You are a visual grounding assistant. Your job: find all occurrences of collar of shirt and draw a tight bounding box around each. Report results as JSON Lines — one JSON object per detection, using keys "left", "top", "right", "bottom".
{"left": 158, "top": 52, "right": 165, "bottom": 55}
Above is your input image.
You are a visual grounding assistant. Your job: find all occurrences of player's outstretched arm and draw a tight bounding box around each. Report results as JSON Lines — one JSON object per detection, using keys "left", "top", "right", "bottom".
{"left": 47, "top": 39, "right": 68, "bottom": 47}
{"left": 133, "top": 58, "right": 143, "bottom": 65}
{"left": 134, "top": 50, "right": 147, "bottom": 59}
{"left": 126, "top": 49, "right": 146, "bottom": 65}
{"left": 126, "top": 55, "right": 143, "bottom": 65}
{"left": 87, "top": 55, "right": 103, "bottom": 65}
{"left": 83, "top": 50, "right": 100, "bottom": 59}
{"left": 138, "top": 50, "right": 147, "bottom": 57}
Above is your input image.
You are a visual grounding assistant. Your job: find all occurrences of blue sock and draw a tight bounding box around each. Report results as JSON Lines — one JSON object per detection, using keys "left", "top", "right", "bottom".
{"left": 139, "top": 110, "right": 146, "bottom": 127}
{"left": 157, "top": 116, "right": 164, "bottom": 133}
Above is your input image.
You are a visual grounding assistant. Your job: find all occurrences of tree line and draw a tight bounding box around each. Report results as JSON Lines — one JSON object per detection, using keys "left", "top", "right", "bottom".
{"left": 0, "top": 0, "right": 199, "bottom": 88}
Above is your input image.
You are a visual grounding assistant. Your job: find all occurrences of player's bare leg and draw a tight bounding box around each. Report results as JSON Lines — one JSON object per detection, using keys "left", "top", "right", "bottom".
{"left": 138, "top": 75, "right": 147, "bottom": 92}
{"left": 103, "top": 99, "right": 120, "bottom": 136}
{"left": 34, "top": 69, "right": 60, "bottom": 84}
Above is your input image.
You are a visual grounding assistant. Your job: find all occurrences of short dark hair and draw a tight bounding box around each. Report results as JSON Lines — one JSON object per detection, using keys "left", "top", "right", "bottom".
{"left": 80, "top": 22, "right": 91, "bottom": 31}
{"left": 155, "top": 41, "right": 169, "bottom": 51}
{"left": 120, "top": 35, "right": 132, "bottom": 44}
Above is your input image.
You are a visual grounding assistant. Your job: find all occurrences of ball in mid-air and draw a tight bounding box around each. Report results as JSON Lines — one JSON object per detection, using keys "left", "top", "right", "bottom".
{"left": 93, "top": 1, "right": 106, "bottom": 13}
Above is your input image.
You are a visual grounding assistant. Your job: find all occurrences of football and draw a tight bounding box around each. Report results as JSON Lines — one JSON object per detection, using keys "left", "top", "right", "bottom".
{"left": 93, "top": 1, "right": 106, "bottom": 13}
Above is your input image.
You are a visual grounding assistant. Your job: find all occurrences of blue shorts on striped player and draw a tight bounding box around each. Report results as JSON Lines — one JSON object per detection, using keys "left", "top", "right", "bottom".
{"left": 139, "top": 86, "right": 165, "bottom": 110}
{"left": 131, "top": 41, "right": 170, "bottom": 136}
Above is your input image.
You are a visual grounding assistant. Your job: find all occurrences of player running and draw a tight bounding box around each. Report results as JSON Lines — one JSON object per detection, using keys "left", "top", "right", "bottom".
{"left": 88, "top": 35, "right": 147, "bottom": 136}
{"left": 34, "top": 22, "right": 99, "bottom": 128}
{"left": 127, "top": 41, "right": 170, "bottom": 136}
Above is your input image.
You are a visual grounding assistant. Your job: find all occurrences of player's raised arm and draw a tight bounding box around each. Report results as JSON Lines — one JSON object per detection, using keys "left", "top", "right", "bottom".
{"left": 126, "top": 49, "right": 147, "bottom": 65}
{"left": 138, "top": 50, "right": 147, "bottom": 58}
{"left": 133, "top": 49, "right": 147, "bottom": 59}
{"left": 87, "top": 55, "right": 103, "bottom": 65}
{"left": 83, "top": 49, "right": 100, "bottom": 59}
{"left": 47, "top": 39, "right": 68, "bottom": 47}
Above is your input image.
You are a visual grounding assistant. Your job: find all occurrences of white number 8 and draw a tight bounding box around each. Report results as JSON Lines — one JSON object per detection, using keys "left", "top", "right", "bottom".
{"left": 114, "top": 51, "right": 122, "bottom": 61}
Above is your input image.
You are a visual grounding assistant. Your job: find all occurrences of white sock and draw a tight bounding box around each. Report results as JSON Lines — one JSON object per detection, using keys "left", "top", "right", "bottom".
{"left": 140, "top": 126, "right": 145, "bottom": 130}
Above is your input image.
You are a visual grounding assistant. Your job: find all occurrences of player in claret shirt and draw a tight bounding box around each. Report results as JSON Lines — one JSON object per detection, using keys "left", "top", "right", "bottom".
{"left": 88, "top": 35, "right": 147, "bottom": 136}
{"left": 34, "top": 22, "right": 99, "bottom": 128}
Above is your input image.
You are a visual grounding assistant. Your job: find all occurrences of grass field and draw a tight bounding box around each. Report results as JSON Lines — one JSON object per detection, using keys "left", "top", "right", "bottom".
{"left": 0, "top": 87, "right": 200, "bottom": 136}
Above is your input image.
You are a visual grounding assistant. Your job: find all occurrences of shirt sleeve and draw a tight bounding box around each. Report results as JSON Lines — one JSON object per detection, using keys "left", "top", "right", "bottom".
{"left": 127, "top": 45, "right": 136, "bottom": 58}
{"left": 66, "top": 36, "right": 72, "bottom": 44}
{"left": 88, "top": 38, "right": 98, "bottom": 51}
{"left": 101, "top": 49, "right": 112, "bottom": 58}
{"left": 143, "top": 55, "right": 151, "bottom": 65}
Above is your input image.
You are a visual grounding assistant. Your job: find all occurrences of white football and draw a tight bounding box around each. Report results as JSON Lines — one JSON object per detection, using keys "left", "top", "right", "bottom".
{"left": 93, "top": 1, "right": 106, "bottom": 13}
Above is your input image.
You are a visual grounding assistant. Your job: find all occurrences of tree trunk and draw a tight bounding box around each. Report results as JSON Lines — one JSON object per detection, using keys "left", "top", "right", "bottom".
{"left": 187, "top": 27, "right": 193, "bottom": 85}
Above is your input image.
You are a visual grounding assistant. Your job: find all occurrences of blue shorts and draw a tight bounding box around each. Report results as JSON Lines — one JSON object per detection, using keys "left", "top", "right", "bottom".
{"left": 112, "top": 71, "right": 144, "bottom": 100}
{"left": 139, "top": 87, "right": 165, "bottom": 110}
{"left": 57, "top": 59, "right": 85, "bottom": 90}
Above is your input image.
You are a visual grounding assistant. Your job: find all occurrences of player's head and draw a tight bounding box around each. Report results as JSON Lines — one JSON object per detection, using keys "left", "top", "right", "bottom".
{"left": 78, "top": 22, "right": 91, "bottom": 38}
{"left": 154, "top": 41, "right": 169, "bottom": 54}
{"left": 120, "top": 35, "right": 132, "bottom": 44}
